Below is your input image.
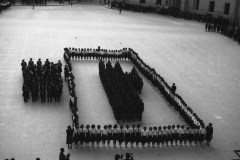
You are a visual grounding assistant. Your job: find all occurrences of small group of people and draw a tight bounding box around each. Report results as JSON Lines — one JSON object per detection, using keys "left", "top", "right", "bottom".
{"left": 109, "top": 0, "right": 125, "bottom": 14}
{"left": 205, "top": 18, "right": 240, "bottom": 45}
{"left": 128, "top": 48, "right": 205, "bottom": 128}
{"left": 21, "top": 58, "right": 63, "bottom": 103}
{"left": 59, "top": 148, "right": 71, "bottom": 160}
{"left": 0, "top": 1, "right": 11, "bottom": 12}
{"left": 99, "top": 60, "right": 144, "bottom": 122}
{"left": 66, "top": 123, "right": 213, "bottom": 149}
{"left": 64, "top": 47, "right": 129, "bottom": 62}
{"left": 115, "top": 153, "right": 133, "bottom": 160}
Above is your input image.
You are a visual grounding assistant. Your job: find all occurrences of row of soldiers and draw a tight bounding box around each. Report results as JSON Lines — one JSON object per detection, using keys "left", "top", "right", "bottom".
{"left": 66, "top": 47, "right": 129, "bottom": 61}
{"left": 21, "top": 58, "right": 63, "bottom": 102}
{"left": 63, "top": 49, "right": 80, "bottom": 129}
{"left": 127, "top": 48, "right": 204, "bottom": 128}
{"left": 66, "top": 123, "right": 213, "bottom": 148}
{"left": 99, "top": 60, "right": 144, "bottom": 122}
{"left": 205, "top": 21, "right": 240, "bottom": 45}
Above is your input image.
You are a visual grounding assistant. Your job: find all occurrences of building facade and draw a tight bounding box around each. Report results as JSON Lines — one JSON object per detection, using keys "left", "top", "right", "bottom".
{"left": 126, "top": 0, "right": 240, "bottom": 25}
{"left": 187, "top": 0, "right": 240, "bottom": 24}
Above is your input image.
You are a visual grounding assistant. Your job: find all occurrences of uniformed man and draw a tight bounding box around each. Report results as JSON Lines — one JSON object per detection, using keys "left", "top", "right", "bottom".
{"left": 205, "top": 123, "right": 213, "bottom": 146}
{"left": 171, "top": 83, "right": 176, "bottom": 94}
{"left": 21, "top": 59, "right": 27, "bottom": 71}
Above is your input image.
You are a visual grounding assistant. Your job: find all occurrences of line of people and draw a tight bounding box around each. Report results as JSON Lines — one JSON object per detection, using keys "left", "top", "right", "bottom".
{"left": 205, "top": 20, "right": 240, "bottom": 45}
{"left": 65, "top": 47, "right": 129, "bottom": 61}
{"left": 99, "top": 60, "right": 144, "bottom": 122}
{"left": 66, "top": 123, "right": 213, "bottom": 149}
{"left": 115, "top": 153, "right": 133, "bottom": 160}
{"left": 127, "top": 48, "right": 205, "bottom": 128}
{"left": 21, "top": 58, "right": 63, "bottom": 103}
{"left": 63, "top": 50, "right": 80, "bottom": 131}
{"left": 63, "top": 47, "right": 204, "bottom": 131}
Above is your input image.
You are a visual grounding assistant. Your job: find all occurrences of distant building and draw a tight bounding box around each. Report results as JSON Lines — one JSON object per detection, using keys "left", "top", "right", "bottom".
{"left": 187, "top": 0, "right": 240, "bottom": 25}
{"left": 126, "top": 0, "right": 240, "bottom": 25}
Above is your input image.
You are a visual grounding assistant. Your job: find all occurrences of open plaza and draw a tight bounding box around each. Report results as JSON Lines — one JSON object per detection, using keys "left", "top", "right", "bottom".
{"left": 0, "top": 2, "right": 240, "bottom": 160}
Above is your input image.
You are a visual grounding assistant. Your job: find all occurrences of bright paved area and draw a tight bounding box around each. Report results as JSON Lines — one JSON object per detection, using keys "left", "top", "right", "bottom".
{"left": 0, "top": 4, "right": 240, "bottom": 160}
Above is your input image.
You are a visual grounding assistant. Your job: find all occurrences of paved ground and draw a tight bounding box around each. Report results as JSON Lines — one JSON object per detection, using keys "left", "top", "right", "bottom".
{"left": 0, "top": 4, "right": 240, "bottom": 160}
{"left": 72, "top": 60, "right": 185, "bottom": 126}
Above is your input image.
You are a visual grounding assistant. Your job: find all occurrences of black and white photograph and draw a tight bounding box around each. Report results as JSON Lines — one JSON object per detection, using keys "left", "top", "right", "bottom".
{"left": 0, "top": 0, "right": 240, "bottom": 160}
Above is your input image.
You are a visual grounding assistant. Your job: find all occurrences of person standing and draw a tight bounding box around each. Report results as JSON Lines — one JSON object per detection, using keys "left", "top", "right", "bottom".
{"left": 66, "top": 126, "right": 73, "bottom": 149}
{"left": 32, "top": 0, "right": 35, "bottom": 9}
{"left": 171, "top": 83, "right": 176, "bottom": 94}
{"left": 118, "top": 1, "right": 123, "bottom": 14}
{"left": 118, "top": 125, "right": 124, "bottom": 148}
{"left": 96, "top": 125, "right": 102, "bottom": 148}
{"left": 59, "top": 148, "right": 66, "bottom": 160}
{"left": 205, "top": 123, "right": 213, "bottom": 146}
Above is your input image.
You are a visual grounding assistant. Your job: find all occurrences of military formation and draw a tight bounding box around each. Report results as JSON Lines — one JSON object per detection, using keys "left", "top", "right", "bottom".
{"left": 65, "top": 123, "right": 213, "bottom": 149}
{"left": 128, "top": 49, "right": 205, "bottom": 128}
{"left": 63, "top": 47, "right": 210, "bottom": 150}
{"left": 99, "top": 60, "right": 144, "bottom": 122}
{"left": 205, "top": 19, "right": 240, "bottom": 45}
{"left": 21, "top": 58, "right": 63, "bottom": 103}
{"left": 64, "top": 47, "right": 129, "bottom": 61}
{"left": 63, "top": 51, "right": 79, "bottom": 129}
{"left": 63, "top": 47, "right": 204, "bottom": 129}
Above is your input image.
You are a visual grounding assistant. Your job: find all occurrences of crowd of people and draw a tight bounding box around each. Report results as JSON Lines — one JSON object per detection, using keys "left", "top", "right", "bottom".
{"left": 0, "top": 1, "right": 11, "bottom": 12}
{"left": 21, "top": 58, "right": 63, "bottom": 103}
{"left": 63, "top": 47, "right": 205, "bottom": 129}
{"left": 64, "top": 48, "right": 80, "bottom": 131}
{"left": 127, "top": 48, "right": 205, "bottom": 128}
{"left": 121, "top": 3, "right": 208, "bottom": 22}
{"left": 59, "top": 148, "right": 71, "bottom": 160}
{"left": 65, "top": 123, "right": 213, "bottom": 149}
{"left": 63, "top": 47, "right": 208, "bottom": 150}
{"left": 115, "top": 153, "right": 133, "bottom": 160}
{"left": 205, "top": 18, "right": 240, "bottom": 45}
{"left": 99, "top": 60, "right": 144, "bottom": 122}
{"left": 65, "top": 47, "right": 129, "bottom": 61}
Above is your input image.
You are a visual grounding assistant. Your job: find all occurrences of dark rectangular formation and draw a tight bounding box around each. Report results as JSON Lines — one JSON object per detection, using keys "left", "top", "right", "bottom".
{"left": 99, "top": 60, "right": 144, "bottom": 122}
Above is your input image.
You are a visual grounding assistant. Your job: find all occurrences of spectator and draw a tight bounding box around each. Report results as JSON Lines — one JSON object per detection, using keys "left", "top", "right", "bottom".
{"left": 205, "top": 123, "right": 213, "bottom": 146}
{"left": 66, "top": 125, "right": 73, "bottom": 149}
{"left": 171, "top": 83, "right": 176, "bottom": 94}
{"left": 59, "top": 148, "right": 66, "bottom": 160}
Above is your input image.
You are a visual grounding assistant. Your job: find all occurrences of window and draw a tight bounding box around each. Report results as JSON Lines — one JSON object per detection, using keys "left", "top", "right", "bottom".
{"left": 224, "top": 3, "right": 230, "bottom": 15}
{"left": 140, "top": 0, "right": 145, "bottom": 4}
{"left": 156, "top": 0, "right": 162, "bottom": 5}
{"left": 209, "top": 1, "right": 215, "bottom": 12}
{"left": 193, "top": 0, "right": 199, "bottom": 10}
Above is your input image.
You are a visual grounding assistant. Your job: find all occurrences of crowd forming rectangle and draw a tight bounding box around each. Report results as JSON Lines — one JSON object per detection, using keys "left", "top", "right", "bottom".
{"left": 63, "top": 47, "right": 205, "bottom": 129}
